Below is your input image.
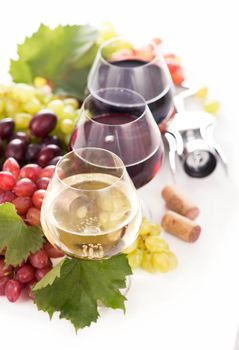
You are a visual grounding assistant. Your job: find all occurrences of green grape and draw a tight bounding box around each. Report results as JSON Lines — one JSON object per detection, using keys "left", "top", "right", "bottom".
{"left": 72, "top": 109, "right": 81, "bottom": 122}
{"left": 204, "top": 101, "right": 220, "bottom": 114}
{"left": 0, "top": 84, "right": 8, "bottom": 97}
{"left": 47, "top": 99, "right": 64, "bottom": 117}
{"left": 15, "top": 112, "right": 32, "bottom": 129}
{"left": 150, "top": 224, "right": 161, "bottom": 235}
{"left": 35, "top": 86, "right": 52, "bottom": 104}
{"left": 145, "top": 236, "right": 169, "bottom": 253}
{"left": 101, "top": 39, "right": 133, "bottom": 61}
{"left": 152, "top": 252, "right": 171, "bottom": 273}
{"left": 167, "top": 252, "right": 178, "bottom": 270}
{"left": 63, "top": 98, "right": 79, "bottom": 109}
{"left": 141, "top": 252, "right": 155, "bottom": 272}
{"left": 62, "top": 106, "right": 76, "bottom": 120}
{"left": 64, "top": 134, "right": 71, "bottom": 145}
{"left": 23, "top": 97, "right": 42, "bottom": 114}
{"left": 137, "top": 236, "right": 146, "bottom": 250}
{"left": 0, "top": 99, "right": 5, "bottom": 115}
{"left": 128, "top": 249, "right": 143, "bottom": 269}
{"left": 34, "top": 77, "right": 48, "bottom": 87}
{"left": 5, "top": 98, "right": 22, "bottom": 116}
{"left": 123, "top": 239, "right": 138, "bottom": 254}
{"left": 10, "top": 83, "right": 35, "bottom": 103}
{"left": 60, "top": 119, "right": 74, "bottom": 134}
{"left": 139, "top": 218, "right": 152, "bottom": 236}
{"left": 196, "top": 86, "right": 208, "bottom": 100}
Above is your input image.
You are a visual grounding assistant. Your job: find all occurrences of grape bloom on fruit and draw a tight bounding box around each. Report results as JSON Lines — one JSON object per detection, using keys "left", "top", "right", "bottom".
{"left": 126, "top": 218, "right": 178, "bottom": 273}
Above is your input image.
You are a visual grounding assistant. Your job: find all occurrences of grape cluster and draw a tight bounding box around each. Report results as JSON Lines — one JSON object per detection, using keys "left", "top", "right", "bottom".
{"left": 0, "top": 114, "right": 64, "bottom": 167}
{"left": 0, "top": 157, "right": 55, "bottom": 223}
{"left": 0, "top": 156, "right": 64, "bottom": 302}
{"left": 0, "top": 81, "right": 80, "bottom": 145}
{"left": 125, "top": 218, "right": 178, "bottom": 273}
{"left": 0, "top": 241, "right": 64, "bottom": 302}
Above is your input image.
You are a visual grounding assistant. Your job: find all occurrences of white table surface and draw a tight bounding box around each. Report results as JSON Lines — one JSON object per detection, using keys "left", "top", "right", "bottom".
{"left": 0, "top": 1, "right": 239, "bottom": 349}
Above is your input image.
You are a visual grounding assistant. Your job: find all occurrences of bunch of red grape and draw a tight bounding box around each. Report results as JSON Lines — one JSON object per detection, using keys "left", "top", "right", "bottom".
{"left": 0, "top": 241, "right": 64, "bottom": 302}
{"left": 0, "top": 157, "right": 64, "bottom": 302}
{"left": 0, "top": 158, "right": 56, "bottom": 224}
{"left": 0, "top": 111, "right": 63, "bottom": 167}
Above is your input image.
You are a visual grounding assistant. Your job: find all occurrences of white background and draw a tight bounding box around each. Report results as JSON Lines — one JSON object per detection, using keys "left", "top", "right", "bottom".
{"left": 0, "top": 0, "right": 239, "bottom": 349}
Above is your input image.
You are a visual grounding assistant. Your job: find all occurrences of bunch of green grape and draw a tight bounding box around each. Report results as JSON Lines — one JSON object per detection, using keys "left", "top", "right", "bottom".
{"left": 125, "top": 218, "right": 178, "bottom": 273}
{"left": 0, "top": 78, "right": 80, "bottom": 144}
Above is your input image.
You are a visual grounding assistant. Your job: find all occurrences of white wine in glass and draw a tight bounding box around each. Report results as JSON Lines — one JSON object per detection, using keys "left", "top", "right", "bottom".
{"left": 41, "top": 148, "right": 142, "bottom": 259}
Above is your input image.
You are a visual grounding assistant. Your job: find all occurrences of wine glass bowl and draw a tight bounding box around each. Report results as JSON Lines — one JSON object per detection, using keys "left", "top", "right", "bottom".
{"left": 70, "top": 88, "right": 164, "bottom": 189}
{"left": 88, "top": 36, "right": 174, "bottom": 124}
{"left": 41, "top": 147, "right": 142, "bottom": 260}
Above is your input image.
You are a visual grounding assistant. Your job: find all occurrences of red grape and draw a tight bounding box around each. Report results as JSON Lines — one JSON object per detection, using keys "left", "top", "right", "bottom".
{"left": 13, "top": 178, "right": 37, "bottom": 197}
{"left": 2, "top": 157, "right": 20, "bottom": 179}
{"left": 26, "top": 143, "right": 41, "bottom": 162}
{"left": 25, "top": 279, "right": 36, "bottom": 299}
{"left": 39, "top": 165, "right": 56, "bottom": 179}
{"left": 5, "top": 279, "right": 22, "bottom": 302}
{"left": 46, "top": 258, "right": 53, "bottom": 268}
{"left": 20, "top": 164, "right": 42, "bottom": 181}
{"left": 37, "top": 144, "right": 61, "bottom": 167}
{"left": 29, "top": 249, "right": 49, "bottom": 269}
{"left": 0, "top": 276, "right": 9, "bottom": 295}
{"left": 5, "top": 139, "right": 26, "bottom": 164}
{"left": 12, "top": 196, "right": 32, "bottom": 215}
{"left": 10, "top": 132, "right": 29, "bottom": 146}
{"left": 0, "top": 118, "right": 14, "bottom": 139}
{"left": 0, "top": 190, "right": 16, "bottom": 204}
{"left": 16, "top": 264, "right": 35, "bottom": 283}
{"left": 0, "top": 137, "right": 3, "bottom": 156}
{"left": 26, "top": 207, "right": 41, "bottom": 226}
{"left": 167, "top": 62, "right": 184, "bottom": 86}
{"left": 42, "top": 135, "right": 61, "bottom": 147}
{"left": 35, "top": 266, "right": 52, "bottom": 281}
{"left": 44, "top": 241, "right": 64, "bottom": 258}
{"left": 36, "top": 177, "right": 50, "bottom": 190}
{"left": 32, "top": 189, "right": 46, "bottom": 209}
{"left": 0, "top": 258, "right": 13, "bottom": 278}
{"left": 29, "top": 110, "right": 57, "bottom": 138}
{"left": 0, "top": 171, "right": 16, "bottom": 190}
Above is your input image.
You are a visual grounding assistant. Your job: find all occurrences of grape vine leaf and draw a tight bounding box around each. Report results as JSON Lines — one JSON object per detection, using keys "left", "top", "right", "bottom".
{"left": 0, "top": 203, "right": 44, "bottom": 266}
{"left": 33, "top": 259, "right": 64, "bottom": 291}
{"left": 9, "top": 24, "right": 100, "bottom": 100}
{"left": 33, "top": 254, "right": 132, "bottom": 331}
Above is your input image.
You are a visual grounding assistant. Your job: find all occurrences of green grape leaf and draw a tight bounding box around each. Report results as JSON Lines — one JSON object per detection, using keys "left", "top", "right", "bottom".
{"left": 9, "top": 24, "right": 100, "bottom": 100}
{"left": 33, "top": 254, "right": 132, "bottom": 331}
{"left": 0, "top": 203, "right": 44, "bottom": 266}
{"left": 33, "top": 259, "right": 64, "bottom": 291}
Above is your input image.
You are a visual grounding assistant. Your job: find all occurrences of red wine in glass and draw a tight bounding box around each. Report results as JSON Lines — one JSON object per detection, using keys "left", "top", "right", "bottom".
{"left": 70, "top": 89, "right": 164, "bottom": 189}
{"left": 88, "top": 37, "right": 174, "bottom": 125}
{"left": 103, "top": 60, "right": 174, "bottom": 125}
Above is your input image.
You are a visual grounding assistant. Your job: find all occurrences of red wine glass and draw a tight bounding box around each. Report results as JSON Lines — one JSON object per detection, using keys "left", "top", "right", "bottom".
{"left": 88, "top": 36, "right": 174, "bottom": 125}
{"left": 70, "top": 88, "right": 164, "bottom": 189}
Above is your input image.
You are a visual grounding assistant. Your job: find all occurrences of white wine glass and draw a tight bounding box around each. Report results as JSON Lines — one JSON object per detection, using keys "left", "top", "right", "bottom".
{"left": 41, "top": 147, "right": 142, "bottom": 259}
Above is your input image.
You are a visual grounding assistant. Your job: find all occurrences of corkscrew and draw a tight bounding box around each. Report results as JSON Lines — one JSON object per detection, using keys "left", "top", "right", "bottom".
{"left": 165, "top": 86, "right": 228, "bottom": 178}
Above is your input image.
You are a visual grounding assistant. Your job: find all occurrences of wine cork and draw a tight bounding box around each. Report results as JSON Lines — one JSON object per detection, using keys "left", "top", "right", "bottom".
{"left": 161, "top": 211, "right": 201, "bottom": 242}
{"left": 161, "top": 186, "right": 200, "bottom": 220}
